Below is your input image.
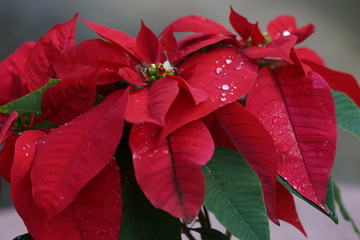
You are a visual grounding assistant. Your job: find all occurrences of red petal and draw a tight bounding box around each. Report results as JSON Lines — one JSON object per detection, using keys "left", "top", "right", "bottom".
{"left": 0, "top": 135, "right": 19, "bottom": 182}
{"left": 246, "top": 66, "right": 337, "bottom": 210}
{"left": 158, "top": 28, "right": 178, "bottom": 62}
{"left": 0, "top": 111, "right": 18, "bottom": 144}
{"left": 41, "top": 76, "right": 97, "bottom": 125}
{"left": 161, "top": 15, "right": 234, "bottom": 36}
{"left": 176, "top": 34, "right": 232, "bottom": 62}
{"left": 11, "top": 132, "right": 122, "bottom": 240}
{"left": 275, "top": 181, "right": 306, "bottom": 235}
{"left": 301, "top": 59, "right": 360, "bottom": 107}
{"left": 160, "top": 47, "right": 258, "bottom": 138}
{"left": 267, "top": 15, "right": 314, "bottom": 44}
{"left": 81, "top": 17, "right": 140, "bottom": 62}
{"left": 125, "top": 77, "right": 179, "bottom": 125}
{"left": 53, "top": 39, "right": 128, "bottom": 85}
{"left": 26, "top": 14, "right": 78, "bottom": 91}
{"left": 136, "top": 21, "right": 159, "bottom": 63}
{"left": 31, "top": 89, "right": 128, "bottom": 218}
{"left": 229, "top": 7, "right": 264, "bottom": 45}
{"left": 244, "top": 35, "right": 297, "bottom": 63}
{"left": 129, "top": 120, "right": 214, "bottom": 221}
{"left": 213, "top": 102, "right": 279, "bottom": 224}
{"left": 118, "top": 67, "right": 147, "bottom": 86}
{"left": 0, "top": 42, "right": 34, "bottom": 104}
{"left": 296, "top": 47, "right": 325, "bottom": 65}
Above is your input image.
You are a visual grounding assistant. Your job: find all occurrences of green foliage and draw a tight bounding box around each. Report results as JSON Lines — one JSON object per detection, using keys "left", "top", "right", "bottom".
{"left": 12, "top": 233, "right": 34, "bottom": 240}
{"left": 333, "top": 91, "right": 360, "bottom": 138}
{"left": 120, "top": 175, "right": 181, "bottom": 240}
{"left": 277, "top": 176, "right": 338, "bottom": 223}
{"left": 0, "top": 79, "right": 60, "bottom": 116}
{"left": 202, "top": 147, "right": 270, "bottom": 240}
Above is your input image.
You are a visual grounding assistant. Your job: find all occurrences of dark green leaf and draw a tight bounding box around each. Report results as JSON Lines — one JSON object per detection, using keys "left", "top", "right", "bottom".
{"left": 12, "top": 233, "right": 34, "bottom": 240}
{"left": 278, "top": 175, "right": 338, "bottom": 223}
{"left": 202, "top": 147, "right": 269, "bottom": 240}
{"left": 333, "top": 91, "right": 360, "bottom": 138}
{"left": 120, "top": 174, "right": 181, "bottom": 240}
{"left": 0, "top": 79, "right": 60, "bottom": 116}
{"left": 334, "top": 183, "right": 360, "bottom": 237}
{"left": 192, "top": 228, "right": 230, "bottom": 240}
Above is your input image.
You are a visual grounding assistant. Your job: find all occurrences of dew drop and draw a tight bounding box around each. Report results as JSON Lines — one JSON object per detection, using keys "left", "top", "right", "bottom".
{"left": 282, "top": 30, "right": 291, "bottom": 36}
{"left": 221, "top": 84, "right": 230, "bottom": 90}
{"left": 220, "top": 97, "right": 227, "bottom": 102}
{"left": 215, "top": 67, "right": 222, "bottom": 74}
{"left": 225, "top": 59, "right": 232, "bottom": 64}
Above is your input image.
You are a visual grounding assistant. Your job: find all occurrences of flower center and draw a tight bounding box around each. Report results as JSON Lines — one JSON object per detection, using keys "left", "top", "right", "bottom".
{"left": 142, "top": 61, "right": 176, "bottom": 84}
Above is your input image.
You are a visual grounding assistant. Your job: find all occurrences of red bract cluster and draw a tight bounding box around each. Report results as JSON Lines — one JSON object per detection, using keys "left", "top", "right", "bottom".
{"left": 0, "top": 7, "right": 359, "bottom": 240}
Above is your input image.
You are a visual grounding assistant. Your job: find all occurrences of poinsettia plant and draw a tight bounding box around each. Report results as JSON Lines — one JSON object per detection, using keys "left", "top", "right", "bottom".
{"left": 1, "top": 6, "right": 359, "bottom": 240}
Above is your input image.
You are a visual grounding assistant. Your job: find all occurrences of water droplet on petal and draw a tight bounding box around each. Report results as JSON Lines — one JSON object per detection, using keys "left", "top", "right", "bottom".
{"left": 225, "top": 59, "right": 232, "bottom": 64}
{"left": 282, "top": 30, "right": 291, "bottom": 36}
{"left": 221, "top": 84, "right": 230, "bottom": 90}
{"left": 215, "top": 67, "right": 222, "bottom": 74}
{"left": 220, "top": 97, "right": 227, "bottom": 102}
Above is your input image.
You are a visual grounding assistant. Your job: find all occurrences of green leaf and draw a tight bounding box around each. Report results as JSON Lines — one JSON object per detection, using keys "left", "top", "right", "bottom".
{"left": 120, "top": 174, "right": 181, "bottom": 240}
{"left": 0, "top": 79, "right": 60, "bottom": 116}
{"left": 278, "top": 175, "right": 338, "bottom": 223}
{"left": 13, "top": 233, "right": 34, "bottom": 240}
{"left": 202, "top": 147, "right": 269, "bottom": 240}
{"left": 334, "top": 183, "right": 360, "bottom": 238}
{"left": 192, "top": 228, "right": 230, "bottom": 240}
{"left": 333, "top": 91, "right": 360, "bottom": 138}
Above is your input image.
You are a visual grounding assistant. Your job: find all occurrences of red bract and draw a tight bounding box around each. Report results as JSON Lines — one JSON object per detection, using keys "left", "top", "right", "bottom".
{"left": 246, "top": 66, "right": 337, "bottom": 210}
{"left": 129, "top": 120, "right": 214, "bottom": 222}
{"left": 31, "top": 89, "right": 128, "bottom": 218}
{"left": 267, "top": 15, "right": 315, "bottom": 44}
{"left": 211, "top": 101, "right": 279, "bottom": 224}
{"left": 25, "top": 13, "right": 78, "bottom": 91}
{"left": 0, "top": 42, "right": 34, "bottom": 105}
{"left": 41, "top": 76, "right": 97, "bottom": 125}
{"left": 11, "top": 130, "right": 122, "bottom": 240}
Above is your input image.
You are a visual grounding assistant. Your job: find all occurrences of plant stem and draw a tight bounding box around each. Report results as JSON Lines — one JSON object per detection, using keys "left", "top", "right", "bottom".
{"left": 181, "top": 224, "right": 197, "bottom": 240}
{"left": 198, "top": 208, "right": 211, "bottom": 228}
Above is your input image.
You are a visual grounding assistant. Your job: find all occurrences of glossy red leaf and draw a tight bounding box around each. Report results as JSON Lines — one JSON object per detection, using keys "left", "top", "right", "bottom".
{"left": 81, "top": 17, "right": 140, "bottom": 62}
{"left": 267, "top": 15, "right": 314, "bottom": 44}
{"left": 213, "top": 101, "right": 279, "bottom": 224}
{"left": 244, "top": 35, "right": 297, "bottom": 63}
{"left": 246, "top": 66, "right": 337, "bottom": 210}
{"left": 301, "top": 59, "right": 360, "bottom": 107}
{"left": 125, "top": 77, "right": 179, "bottom": 125}
{"left": 129, "top": 120, "right": 214, "bottom": 222}
{"left": 176, "top": 34, "right": 232, "bottom": 62}
{"left": 0, "top": 42, "right": 34, "bottom": 104}
{"left": 26, "top": 14, "right": 78, "bottom": 91}
{"left": 53, "top": 39, "right": 128, "bottom": 85}
{"left": 0, "top": 111, "right": 18, "bottom": 144}
{"left": 158, "top": 28, "right": 178, "bottom": 62}
{"left": 160, "top": 47, "right": 258, "bottom": 138}
{"left": 295, "top": 47, "right": 325, "bottom": 65}
{"left": 118, "top": 67, "right": 147, "bottom": 86}
{"left": 275, "top": 181, "right": 306, "bottom": 235}
{"left": 42, "top": 76, "right": 97, "bottom": 125}
{"left": 229, "top": 6, "right": 264, "bottom": 45}
{"left": 31, "top": 89, "right": 128, "bottom": 218}
{"left": 11, "top": 132, "right": 122, "bottom": 240}
{"left": 161, "top": 15, "right": 234, "bottom": 36}
{"left": 0, "top": 135, "right": 18, "bottom": 182}
{"left": 136, "top": 21, "right": 159, "bottom": 63}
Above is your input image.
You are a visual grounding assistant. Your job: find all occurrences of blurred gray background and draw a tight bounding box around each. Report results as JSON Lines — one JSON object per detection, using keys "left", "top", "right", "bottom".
{"left": 0, "top": 0, "right": 359, "bottom": 239}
